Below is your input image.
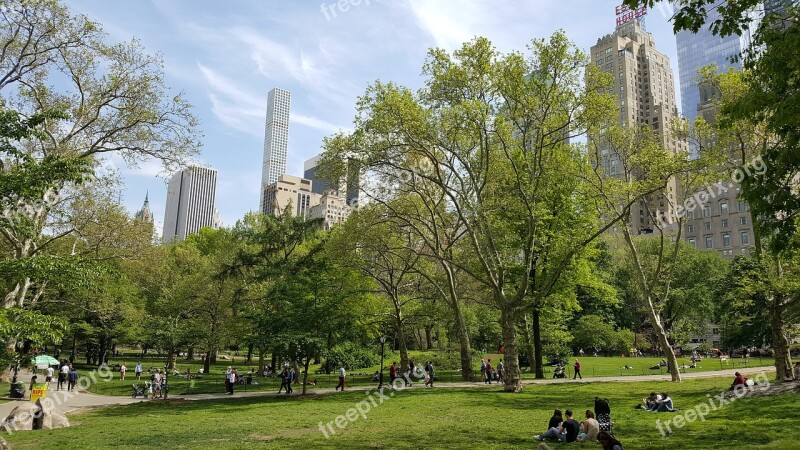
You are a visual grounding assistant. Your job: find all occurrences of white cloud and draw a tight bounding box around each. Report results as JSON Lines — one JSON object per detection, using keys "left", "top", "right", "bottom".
{"left": 291, "top": 113, "right": 350, "bottom": 134}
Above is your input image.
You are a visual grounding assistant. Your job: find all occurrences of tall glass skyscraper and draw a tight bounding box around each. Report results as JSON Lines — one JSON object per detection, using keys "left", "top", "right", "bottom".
{"left": 675, "top": 4, "right": 761, "bottom": 121}
{"left": 259, "top": 87, "right": 291, "bottom": 214}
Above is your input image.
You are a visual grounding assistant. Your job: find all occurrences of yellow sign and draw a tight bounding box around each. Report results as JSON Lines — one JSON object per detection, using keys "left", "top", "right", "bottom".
{"left": 30, "top": 383, "right": 48, "bottom": 403}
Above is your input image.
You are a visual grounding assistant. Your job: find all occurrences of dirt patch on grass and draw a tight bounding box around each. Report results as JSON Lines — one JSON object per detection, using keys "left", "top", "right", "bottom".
{"left": 248, "top": 433, "right": 276, "bottom": 442}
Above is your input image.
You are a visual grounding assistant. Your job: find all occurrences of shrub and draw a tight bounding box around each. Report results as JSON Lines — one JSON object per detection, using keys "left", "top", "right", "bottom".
{"left": 324, "top": 342, "right": 379, "bottom": 370}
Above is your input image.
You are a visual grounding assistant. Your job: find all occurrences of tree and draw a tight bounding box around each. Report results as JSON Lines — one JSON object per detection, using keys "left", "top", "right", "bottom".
{"left": 324, "top": 32, "right": 649, "bottom": 391}
{"left": 622, "top": 0, "right": 778, "bottom": 36}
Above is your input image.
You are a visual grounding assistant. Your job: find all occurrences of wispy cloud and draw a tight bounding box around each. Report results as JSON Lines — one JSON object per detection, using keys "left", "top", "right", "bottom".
{"left": 291, "top": 113, "right": 350, "bottom": 134}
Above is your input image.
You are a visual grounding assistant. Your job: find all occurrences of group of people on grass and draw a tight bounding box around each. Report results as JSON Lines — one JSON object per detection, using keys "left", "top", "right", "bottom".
{"left": 534, "top": 408, "right": 622, "bottom": 449}
{"left": 639, "top": 391, "right": 674, "bottom": 412}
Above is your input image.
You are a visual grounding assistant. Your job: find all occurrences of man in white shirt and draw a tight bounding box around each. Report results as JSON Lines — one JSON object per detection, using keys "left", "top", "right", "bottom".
{"left": 58, "top": 363, "right": 69, "bottom": 390}
{"left": 135, "top": 362, "right": 142, "bottom": 380}
{"left": 45, "top": 365, "right": 55, "bottom": 383}
{"left": 227, "top": 369, "right": 236, "bottom": 395}
{"left": 336, "top": 364, "right": 346, "bottom": 391}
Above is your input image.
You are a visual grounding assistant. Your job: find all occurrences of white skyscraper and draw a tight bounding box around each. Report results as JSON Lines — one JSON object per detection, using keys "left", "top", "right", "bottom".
{"left": 163, "top": 166, "right": 218, "bottom": 242}
{"left": 259, "top": 87, "right": 291, "bottom": 214}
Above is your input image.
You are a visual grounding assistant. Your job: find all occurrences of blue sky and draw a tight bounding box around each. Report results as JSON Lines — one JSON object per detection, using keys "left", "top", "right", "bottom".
{"left": 63, "top": 0, "right": 683, "bottom": 233}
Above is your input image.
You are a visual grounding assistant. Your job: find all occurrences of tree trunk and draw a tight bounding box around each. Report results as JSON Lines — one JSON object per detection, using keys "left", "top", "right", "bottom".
{"left": 532, "top": 308, "right": 544, "bottom": 379}
{"left": 302, "top": 355, "right": 311, "bottom": 395}
{"left": 425, "top": 325, "right": 433, "bottom": 350}
{"left": 646, "top": 297, "right": 682, "bottom": 382}
{"left": 167, "top": 348, "right": 176, "bottom": 370}
{"left": 246, "top": 343, "right": 254, "bottom": 363}
{"left": 203, "top": 350, "right": 211, "bottom": 374}
{"left": 521, "top": 314, "right": 536, "bottom": 374}
{"left": 500, "top": 306, "right": 522, "bottom": 392}
{"left": 453, "top": 302, "right": 474, "bottom": 381}
{"left": 210, "top": 349, "right": 217, "bottom": 364}
{"left": 258, "top": 348, "right": 266, "bottom": 375}
{"left": 392, "top": 294, "right": 410, "bottom": 372}
{"left": 770, "top": 296, "right": 793, "bottom": 381}
{"left": 186, "top": 347, "right": 194, "bottom": 360}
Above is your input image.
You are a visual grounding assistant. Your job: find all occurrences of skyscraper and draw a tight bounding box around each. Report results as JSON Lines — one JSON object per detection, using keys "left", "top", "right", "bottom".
{"left": 590, "top": 19, "right": 687, "bottom": 229}
{"left": 163, "top": 166, "right": 218, "bottom": 242}
{"left": 259, "top": 87, "right": 291, "bottom": 214}
{"left": 303, "top": 153, "right": 361, "bottom": 206}
{"left": 675, "top": 5, "right": 760, "bottom": 122}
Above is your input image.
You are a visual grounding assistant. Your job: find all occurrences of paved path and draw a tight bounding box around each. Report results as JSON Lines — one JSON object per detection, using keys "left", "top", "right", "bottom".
{"left": 0, "top": 365, "right": 775, "bottom": 420}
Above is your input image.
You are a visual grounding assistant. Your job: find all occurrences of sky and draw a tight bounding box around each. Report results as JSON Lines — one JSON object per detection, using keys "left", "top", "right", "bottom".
{"left": 63, "top": 0, "right": 684, "bottom": 235}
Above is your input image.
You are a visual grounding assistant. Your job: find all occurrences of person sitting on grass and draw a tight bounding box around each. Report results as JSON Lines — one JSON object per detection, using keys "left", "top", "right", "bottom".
{"left": 641, "top": 391, "right": 661, "bottom": 411}
{"left": 597, "top": 431, "right": 624, "bottom": 450}
{"left": 730, "top": 372, "right": 748, "bottom": 390}
{"left": 534, "top": 409, "right": 563, "bottom": 442}
{"left": 535, "top": 409, "right": 580, "bottom": 443}
{"left": 650, "top": 392, "right": 674, "bottom": 412}
{"left": 577, "top": 410, "right": 600, "bottom": 441}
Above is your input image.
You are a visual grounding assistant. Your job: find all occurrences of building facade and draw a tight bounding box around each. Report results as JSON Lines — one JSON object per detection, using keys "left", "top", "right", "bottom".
{"left": 260, "top": 87, "right": 291, "bottom": 214}
{"left": 261, "top": 174, "right": 320, "bottom": 218}
{"left": 163, "top": 166, "right": 218, "bottom": 242}
{"left": 308, "top": 192, "right": 352, "bottom": 230}
{"left": 303, "top": 154, "right": 334, "bottom": 196}
{"left": 303, "top": 153, "right": 361, "bottom": 207}
{"left": 675, "top": 5, "right": 760, "bottom": 123}
{"left": 591, "top": 19, "right": 686, "bottom": 230}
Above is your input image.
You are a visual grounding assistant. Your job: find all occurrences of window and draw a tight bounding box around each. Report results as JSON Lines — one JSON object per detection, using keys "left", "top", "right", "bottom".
{"left": 738, "top": 201, "right": 747, "bottom": 212}
{"left": 687, "top": 209, "right": 695, "bottom": 219}
{"left": 739, "top": 216, "right": 747, "bottom": 225}
{"left": 721, "top": 219, "right": 728, "bottom": 228}
{"left": 741, "top": 231, "right": 750, "bottom": 245}
{"left": 705, "top": 236, "right": 713, "bottom": 248}
{"left": 687, "top": 224, "right": 694, "bottom": 233}
{"left": 712, "top": 328, "right": 720, "bottom": 335}
{"left": 723, "top": 233, "right": 731, "bottom": 247}
{"left": 720, "top": 202, "right": 729, "bottom": 215}
{"left": 688, "top": 238, "right": 696, "bottom": 247}
{"left": 703, "top": 205, "right": 711, "bottom": 217}
{"left": 704, "top": 222, "right": 711, "bottom": 230}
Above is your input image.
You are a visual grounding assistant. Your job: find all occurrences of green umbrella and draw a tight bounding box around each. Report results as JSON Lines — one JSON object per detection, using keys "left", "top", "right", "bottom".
{"left": 33, "top": 355, "right": 59, "bottom": 366}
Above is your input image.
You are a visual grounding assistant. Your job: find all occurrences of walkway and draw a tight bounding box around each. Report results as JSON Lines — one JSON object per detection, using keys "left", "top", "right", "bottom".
{"left": 0, "top": 365, "right": 776, "bottom": 419}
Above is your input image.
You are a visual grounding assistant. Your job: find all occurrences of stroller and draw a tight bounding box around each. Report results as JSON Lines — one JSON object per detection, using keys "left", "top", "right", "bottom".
{"left": 132, "top": 381, "right": 151, "bottom": 399}
{"left": 594, "top": 397, "right": 613, "bottom": 433}
{"left": 552, "top": 365, "right": 566, "bottom": 379}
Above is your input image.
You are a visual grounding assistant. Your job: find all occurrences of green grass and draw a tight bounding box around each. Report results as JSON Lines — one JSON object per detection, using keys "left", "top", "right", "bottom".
{"left": 3, "top": 377, "right": 792, "bottom": 449}
{"left": 75, "top": 351, "right": 771, "bottom": 397}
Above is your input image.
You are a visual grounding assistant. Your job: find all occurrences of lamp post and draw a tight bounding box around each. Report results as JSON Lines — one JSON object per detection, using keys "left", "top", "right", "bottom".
{"left": 379, "top": 335, "right": 387, "bottom": 388}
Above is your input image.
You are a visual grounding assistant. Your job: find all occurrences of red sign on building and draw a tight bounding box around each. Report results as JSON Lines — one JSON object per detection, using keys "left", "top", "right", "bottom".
{"left": 615, "top": 4, "right": 647, "bottom": 27}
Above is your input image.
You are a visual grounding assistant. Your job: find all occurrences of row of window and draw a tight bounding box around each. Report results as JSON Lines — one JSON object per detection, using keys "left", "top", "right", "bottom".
{"left": 687, "top": 216, "right": 748, "bottom": 232}
{"left": 686, "top": 200, "right": 747, "bottom": 219}
{"left": 687, "top": 230, "right": 750, "bottom": 248}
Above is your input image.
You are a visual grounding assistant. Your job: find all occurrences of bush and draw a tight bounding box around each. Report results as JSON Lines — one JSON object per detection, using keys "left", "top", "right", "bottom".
{"left": 324, "top": 342, "right": 379, "bottom": 370}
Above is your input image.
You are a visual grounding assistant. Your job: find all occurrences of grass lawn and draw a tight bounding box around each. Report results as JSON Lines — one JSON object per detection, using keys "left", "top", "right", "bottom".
{"left": 3, "top": 377, "right": 793, "bottom": 449}
{"left": 77, "top": 351, "right": 771, "bottom": 397}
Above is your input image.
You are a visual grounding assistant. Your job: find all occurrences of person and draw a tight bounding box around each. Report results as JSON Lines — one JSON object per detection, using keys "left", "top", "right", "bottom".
{"left": 161, "top": 373, "right": 169, "bottom": 400}
{"left": 278, "top": 368, "right": 289, "bottom": 393}
{"left": 659, "top": 359, "right": 668, "bottom": 367}
{"left": 336, "top": 364, "right": 346, "bottom": 391}
{"left": 286, "top": 369, "right": 293, "bottom": 394}
{"left": 371, "top": 371, "right": 381, "bottom": 382}
{"left": 597, "top": 431, "right": 624, "bottom": 450}
{"left": 485, "top": 358, "right": 493, "bottom": 384}
{"left": 246, "top": 369, "right": 253, "bottom": 385}
{"left": 135, "top": 362, "right": 142, "bottom": 380}
{"left": 225, "top": 366, "right": 232, "bottom": 394}
{"left": 119, "top": 363, "right": 126, "bottom": 380}
{"left": 573, "top": 359, "right": 582, "bottom": 380}
{"left": 307, "top": 378, "right": 317, "bottom": 386}
{"left": 389, "top": 362, "right": 397, "bottom": 385}
{"left": 152, "top": 369, "right": 162, "bottom": 399}
{"left": 67, "top": 365, "right": 78, "bottom": 391}
{"left": 497, "top": 359, "right": 505, "bottom": 382}
{"left": 651, "top": 392, "right": 674, "bottom": 412}
{"left": 45, "top": 365, "right": 55, "bottom": 383}
{"left": 535, "top": 409, "right": 579, "bottom": 443}
{"left": 534, "top": 409, "right": 563, "bottom": 442}
{"left": 228, "top": 368, "right": 236, "bottom": 395}
{"left": 643, "top": 392, "right": 662, "bottom": 411}
{"left": 577, "top": 410, "right": 600, "bottom": 441}
{"left": 58, "top": 361, "right": 69, "bottom": 391}
{"left": 730, "top": 372, "right": 747, "bottom": 390}
{"left": 480, "top": 358, "right": 487, "bottom": 382}
{"left": 29, "top": 374, "right": 38, "bottom": 397}
{"left": 425, "top": 361, "right": 435, "bottom": 387}
{"left": 579, "top": 348, "right": 585, "bottom": 357}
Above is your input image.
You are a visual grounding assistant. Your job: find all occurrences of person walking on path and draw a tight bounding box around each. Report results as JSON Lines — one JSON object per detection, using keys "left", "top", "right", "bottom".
{"left": 485, "top": 359, "right": 493, "bottom": 384}
{"left": 389, "top": 362, "right": 397, "bottom": 386}
{"left": 286, "top": 369, "right": 294, "bottom": 394}
{"left": 135, "top": 362, "right": 142, "bottom": 380}
{"left": 225, "top": 366, "right": 232, "bottom": 395}
{"left": 67, "top": 366, "right": 78, "bottom": 391}
{"left": 227, "top": 369, "right": 236, "bottom": 395}
{"left": 45, "top": 365, "right": 54, "bottom": 383}
{"left": 480, "top": 359, "right": 487, "bottom": 383}
{"left": 58, "top": 361, "right": 69, "bottom": 391}
{"left": 497, "top": 359, "right": 505, "bottom": 382}
{"left": 573, "top": 359, "right": 582, "bottom": 380}
{"left": 424, "top": 361, "right": 435, "bottom": 387}
{"left": 119, "top": 363, "right": 127, "bottom": 380}
{"left": 335, "top": 364, "right": 347, "bottom": 391}
{"left": 278, "top": 367, "right": 289, "bottom": 393}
